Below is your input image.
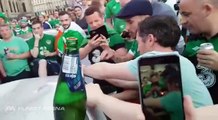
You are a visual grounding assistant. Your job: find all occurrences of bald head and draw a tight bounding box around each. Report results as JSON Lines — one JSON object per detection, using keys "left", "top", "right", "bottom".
{"left": 209, "top": 0, "right": 218, "bottom": 7}
{"left": 180, "top": 0, "right": 218, "bottom": 37}
{"left": 181, "top": 0, "right": 218, "bottom": 7}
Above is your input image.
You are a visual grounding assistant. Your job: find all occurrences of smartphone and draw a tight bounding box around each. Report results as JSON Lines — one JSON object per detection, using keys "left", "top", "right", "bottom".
{"left": 138, "top": 54, "right": 184, "bottom": 120}
{"left": 89, "top": 25, "right": 109, "bottom": 39}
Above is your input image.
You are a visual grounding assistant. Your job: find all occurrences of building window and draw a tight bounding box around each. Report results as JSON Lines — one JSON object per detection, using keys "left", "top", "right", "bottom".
{"left": 0, "top": 0, "right": 4, "bottom": 12}
{"left": 22, "top": 2, "right": 26, "bottom": 12}
{"left": 13, "top": 2, "right": 16, "bottom": 12}
{"left": 16, "top": 2, "right": 19, "bottom": 12}
{"left": 9, "top": 1, "right": 13, "bottom": 12}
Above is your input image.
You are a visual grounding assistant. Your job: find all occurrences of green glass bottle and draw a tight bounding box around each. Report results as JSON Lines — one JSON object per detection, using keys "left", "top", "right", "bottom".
{"left": 53, "top": 37, "right": 87, "bottom": 120}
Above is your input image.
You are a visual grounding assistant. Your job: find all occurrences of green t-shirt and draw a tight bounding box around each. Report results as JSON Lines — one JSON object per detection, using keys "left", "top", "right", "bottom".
{"left": 57, "top": 30, "right": 87, "bottom": 55}
{"left": 49, "top": 19, "right": 60, "bottom": 28}
{"left": 128, "top": 40, "right": 140, "bottom": 58}
{"left": 105, "top": 0, "right": 126, "bottom": 34}
{"left": 0, "top": 37, "right": 30, "bottom": 76}
{"left": 13, "top": 25, "right": 21, "bottom": 35}
{"left": 183, "top": 35, "right": 218, "bottom": 104}
{"left": 160, "top": 91, "right": 184, "bottom": 120}
{"left": 27, "top": 34, "right": 56, "bottom": 60}
{"left": 143, "top": 78, "right": 166, "bottom": 94}
{"left": 17, "top": 27, "right": 32, "bottom": 35}
{"left": 124, "top": 40, "right": 134, "bottom": 51}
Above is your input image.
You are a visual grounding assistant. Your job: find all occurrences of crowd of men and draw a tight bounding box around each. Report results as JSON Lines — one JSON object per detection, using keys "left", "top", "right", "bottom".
{"left": 0, "top": 0, "right": 218, "bottom": 119}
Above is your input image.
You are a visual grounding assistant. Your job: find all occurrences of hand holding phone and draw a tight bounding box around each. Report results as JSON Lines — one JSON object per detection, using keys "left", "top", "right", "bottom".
{"left": 87, "top": 34, "right": 102, "bottom": 49}
{"left": 89, "top": 25, "right": 109, "bottom": 40}
{"left": 138, "top": 54, "right": 185, "bottom": 120}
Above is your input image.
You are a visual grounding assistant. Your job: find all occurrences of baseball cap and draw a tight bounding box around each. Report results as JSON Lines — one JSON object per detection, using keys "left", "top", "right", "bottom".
{"left": 0, "top": 12, "right": 8, "bottom": 23}
{"left": 151, "top": 2, "right": 178, "bottom": 21}
{"left": 116, "top": 0, "right": 153, "bottom": 19}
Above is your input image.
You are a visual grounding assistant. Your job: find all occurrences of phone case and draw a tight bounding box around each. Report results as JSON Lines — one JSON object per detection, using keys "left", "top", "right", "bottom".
{"left": 138, "top": 54, "right": 185, "bottom": 120}
{"left": 89, "top": 25, "right": 109, "bottom": 39}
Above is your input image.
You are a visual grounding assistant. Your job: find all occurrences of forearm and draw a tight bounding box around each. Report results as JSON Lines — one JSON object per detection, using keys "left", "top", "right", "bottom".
{"left": 16, "top": 52, "right": 31, "bottom": 59}
{"left": 110, "top": 90, "right": 139, "bottom": 101}
{"left": 84, "top": 62, "right": 136, "bottom": 81}
{"left": 97, "top": 94, "right": 144, "bottom": 120}
{"left": 31, "top": 40, "right": 40, "bottom": 58}
{"left": 84, "top": 62, "right": 109, "bottom": 79}
{"left": 113, "top": 53, "right": 134, "bottom": 63}
{"left": 106, "top": 78, "right": 138, "bottom": 89}
{"left": 30, "top": 47, "right": 39, "bottom": 58}
{"left": 79, "top": 44, "right": 93, "bottom": 59}
{"left": 143, "top": 98, "right": 162, "bottom": 108}
{"left": 49, "top": 52, "right": 57, "bottom": 57}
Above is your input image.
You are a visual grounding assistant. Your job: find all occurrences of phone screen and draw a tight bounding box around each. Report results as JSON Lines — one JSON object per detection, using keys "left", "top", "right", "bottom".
{"left": 89, "top": 25, "right": 109, "bottom": 39}
{"left": 138, "top": 55, "right": 184, "bottom": 120}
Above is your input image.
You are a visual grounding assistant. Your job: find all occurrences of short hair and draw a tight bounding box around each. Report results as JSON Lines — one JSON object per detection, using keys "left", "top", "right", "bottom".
{"left": 32, "top": 20, "right": 42, "bottom": 27}
{"left": 165, "top": 70, "right": 180, "bottom": 87}
{"left": 84, "top": 6, "right": 103, "bottom": 17}
{"left": 74, "top": 6, "right": 82, "bottom": 10}
{"left": 59, "top": 11, "right": 70, "bottom": 17}
{"left": 138, "top": 16, "right": 180, "bottom": 49}
{"left": 91, "top": 0, "right": 102, "bottom": 7}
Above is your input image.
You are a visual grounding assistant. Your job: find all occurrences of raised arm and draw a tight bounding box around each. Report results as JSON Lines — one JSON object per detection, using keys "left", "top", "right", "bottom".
{"left": 83, "top": 62, "right": 136, "bottom": 81}
{"left": 86, "top": 83, "right": 145, "bottom": 120}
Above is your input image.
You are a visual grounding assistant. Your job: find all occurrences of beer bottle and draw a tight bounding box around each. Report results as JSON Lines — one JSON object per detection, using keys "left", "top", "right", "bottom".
{"left": 53, "top": 37, "right": 87, "bottom": 120}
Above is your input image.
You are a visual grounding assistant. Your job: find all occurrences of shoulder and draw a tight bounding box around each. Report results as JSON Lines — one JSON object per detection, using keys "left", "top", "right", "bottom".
{"left": 70, "top": 22, "right": 81, "bottom": 28}
{"left": 64, "top": 30, "right": 84, "bottom": 41}
{"left": 69, "top": 22, "right": 85, "bottom": 33}
{"left": 26, "top": 37, "right": 34, "bottom": 43}
{"left": 44, "top": 34, "right": 55, "bottom": 39}
{"left": 107, "top": 27, "right": 122, "bottom": 39}
{"left": 12, "top": 36, "right": 25, "bottom": 42}
{"left": 106, "top": 0, "right": 115, "bottom": 7}
{"left": 179, "top": 54, "right": 198, "bottom": 77}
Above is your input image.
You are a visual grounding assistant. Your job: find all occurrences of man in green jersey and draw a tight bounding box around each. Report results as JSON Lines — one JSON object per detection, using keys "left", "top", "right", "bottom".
{"left": 84, "top": 6, "right": 127, "bottom": 94}
{"left": 105, "top": 0, "right": 127, "bottom": 34}
{"left": 17, "top": 19, "right": 33, "bottom": 41}
{"left": 181, "top": 0, "right": 218, "bottom": 104}
{"left": 27, "top": 20, "right": 60, "bottom": 77}
{"left": 49, "top": 10, "right": 60, "bottom": 29}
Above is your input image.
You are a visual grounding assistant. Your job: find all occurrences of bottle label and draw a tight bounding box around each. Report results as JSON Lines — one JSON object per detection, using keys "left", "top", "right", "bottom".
{"left": 62, "top": 56, "right": 78, "bottom": 74}
{"left": 62, "top": 55, "right": 85, "bottom": 92}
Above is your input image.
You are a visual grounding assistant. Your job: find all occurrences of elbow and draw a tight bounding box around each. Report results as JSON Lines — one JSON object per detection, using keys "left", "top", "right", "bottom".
{"left": 136, "top": 114, "right": 145, "bottom": 120}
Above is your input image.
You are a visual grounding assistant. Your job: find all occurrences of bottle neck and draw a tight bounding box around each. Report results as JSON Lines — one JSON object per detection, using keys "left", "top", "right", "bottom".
{"left": 65, "top": 39, "right": 78, "bottom": 55}
{"left": 65, "top": 48, "right": 79, "bottom": 55}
